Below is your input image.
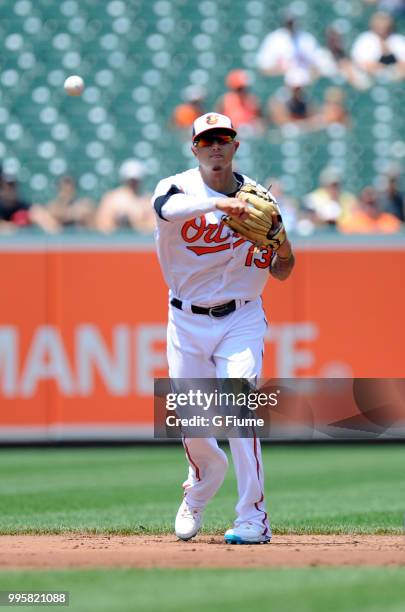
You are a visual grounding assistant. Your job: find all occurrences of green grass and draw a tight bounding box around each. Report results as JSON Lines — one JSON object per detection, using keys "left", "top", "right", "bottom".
{"left": 0, "top": 568, "right": 404, "bottom": 612}
{"left": 0, "top": 444, "right": 404, "bottom": 534}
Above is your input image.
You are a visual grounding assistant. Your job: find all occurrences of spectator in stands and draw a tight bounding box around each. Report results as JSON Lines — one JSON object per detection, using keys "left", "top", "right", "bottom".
{"left": 324, "top": 26, "right": 348, "bottom": 65}
{"left": 318, "top": 87, "right": 351, "bottom": 127}
{"left": 47, "top": 176, "right": 96, "bottom": 229}
{"left": 0, "top": 174, "right": 58, "bottom": 234}
{"left": 339, "top": 186, "right": 401, "bottom": 233}
{"left": 270, "top": 80, "right": 350, "bottom": 131}
{"left": 96, "top": 159, "right": 155, "bottom": 234}
{"left": 0, "top": 175, "right": 30, "bottom": 229}
{"left": 316, "top": 27, "right": 372, "bottom": 89}
{"left": 302, "top": 167, "right": 357, "bottom": 227}
{"left": 378, "top": 169, "right": 405, "bottom": 221}
{"left": 172, "top": 85, "right": 206, "bottom": 130}
{"left": 351, "top": 12, "right": 405, "bottom": 81}
{"left": 268, "top": 68, "right": 317, "bottom": 128}
{"left": 215, "top": 69, "right": 263, "bottom": 135}
{"left": 256, "top": 7, "right": 320, "bottom": 83}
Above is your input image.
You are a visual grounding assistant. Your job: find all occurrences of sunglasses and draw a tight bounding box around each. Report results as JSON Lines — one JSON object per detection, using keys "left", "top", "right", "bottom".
{"left": 193, "top": 134, "right": 235, "bottom": 148}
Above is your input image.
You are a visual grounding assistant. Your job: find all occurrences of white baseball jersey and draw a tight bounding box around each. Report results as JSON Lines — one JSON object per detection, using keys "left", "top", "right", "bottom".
{"left": 152, "top": 167, "right": 277, "bottom": 307}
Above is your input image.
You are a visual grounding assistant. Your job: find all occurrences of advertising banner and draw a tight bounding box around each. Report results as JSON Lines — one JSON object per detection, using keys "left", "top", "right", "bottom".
{"left": 0, "top": 239, "right": 404, "bottom": 440}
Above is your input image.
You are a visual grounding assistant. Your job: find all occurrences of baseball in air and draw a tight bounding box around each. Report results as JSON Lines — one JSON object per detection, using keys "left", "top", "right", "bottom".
{"left": 64, "top": 75, "right": 84, "bottom": 96}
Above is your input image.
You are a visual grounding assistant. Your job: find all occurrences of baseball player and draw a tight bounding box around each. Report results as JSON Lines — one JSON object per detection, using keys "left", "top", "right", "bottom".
{"left": 152, "top": 112, "right": 295, "bottom": 544}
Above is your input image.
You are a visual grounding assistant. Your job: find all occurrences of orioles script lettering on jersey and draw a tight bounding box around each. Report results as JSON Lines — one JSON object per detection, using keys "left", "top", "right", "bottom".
{"left": 181, "top": 216, "right": 246, "bottom": 255}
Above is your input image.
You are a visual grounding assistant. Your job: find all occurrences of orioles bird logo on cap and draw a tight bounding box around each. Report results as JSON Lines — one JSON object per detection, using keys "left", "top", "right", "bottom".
{"left": 206, "top": 114, "right": 219, "bottom": 125}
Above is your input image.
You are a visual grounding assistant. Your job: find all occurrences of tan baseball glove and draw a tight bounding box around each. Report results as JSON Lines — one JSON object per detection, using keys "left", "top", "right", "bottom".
{"left": 223, "top": 183, "right": 286, "bottom": 250}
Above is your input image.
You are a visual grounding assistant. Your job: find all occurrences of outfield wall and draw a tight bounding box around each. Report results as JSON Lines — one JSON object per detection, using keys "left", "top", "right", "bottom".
{"left": 0, "top": 234, "right": 404, "bottom": 441}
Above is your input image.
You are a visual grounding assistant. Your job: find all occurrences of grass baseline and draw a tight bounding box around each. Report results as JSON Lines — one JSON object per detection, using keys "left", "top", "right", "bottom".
{"left": 0, "top": 568, "right": 404, "bottom": 612}
{"left": 0, "top": 444, "right": 403, "bottom": 536}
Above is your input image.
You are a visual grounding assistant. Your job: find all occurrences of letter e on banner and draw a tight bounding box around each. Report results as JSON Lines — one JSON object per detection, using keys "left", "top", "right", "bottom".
{"left": 136, "top": 324, "right": 167, "bottom": 395}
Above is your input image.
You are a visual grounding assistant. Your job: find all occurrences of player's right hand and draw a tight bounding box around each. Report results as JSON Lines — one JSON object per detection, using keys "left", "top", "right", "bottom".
{"left": 215, "top": 198, "right": 249, "bottom": 220}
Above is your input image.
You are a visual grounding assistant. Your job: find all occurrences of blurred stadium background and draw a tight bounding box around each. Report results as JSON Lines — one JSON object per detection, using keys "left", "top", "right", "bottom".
{"left": 0, "top": 0, "right": 404, "bottom": 442}
{"left": 0, "top": 0, "right": 403, "bottom": 201}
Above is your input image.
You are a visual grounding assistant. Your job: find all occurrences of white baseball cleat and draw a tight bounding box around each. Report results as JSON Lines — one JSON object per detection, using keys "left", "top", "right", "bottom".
{"left": 224, "top": 522, "right": 271, "bottom": 545}
{"left": 175, "top": 499, "right": 203, "bottom": 541}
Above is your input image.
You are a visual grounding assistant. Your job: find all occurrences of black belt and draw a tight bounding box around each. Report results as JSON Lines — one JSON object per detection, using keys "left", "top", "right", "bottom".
{"left": 171, "top": 298, "right": 249, "bottom": 318}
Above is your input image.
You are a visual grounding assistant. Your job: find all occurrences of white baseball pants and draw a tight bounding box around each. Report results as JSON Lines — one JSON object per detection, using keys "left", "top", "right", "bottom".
{"left": 167, "top": 298, "right": 270, "bottom": 535}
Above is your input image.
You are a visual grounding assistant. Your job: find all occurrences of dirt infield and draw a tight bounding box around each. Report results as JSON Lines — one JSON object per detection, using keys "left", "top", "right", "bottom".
{"left": 0, "top": 535, "right": 404, "bottom": 569}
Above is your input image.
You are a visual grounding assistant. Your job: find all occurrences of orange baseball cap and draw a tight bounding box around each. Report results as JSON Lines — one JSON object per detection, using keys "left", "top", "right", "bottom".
{"left": 226, "top": 69, "right": 249, "bottom": 90}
